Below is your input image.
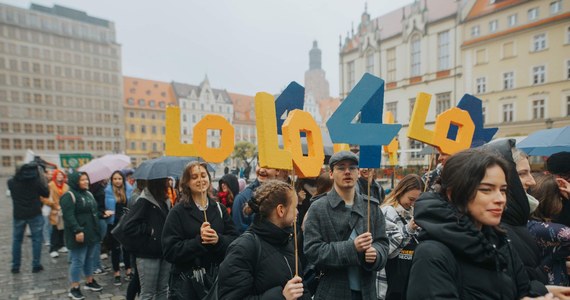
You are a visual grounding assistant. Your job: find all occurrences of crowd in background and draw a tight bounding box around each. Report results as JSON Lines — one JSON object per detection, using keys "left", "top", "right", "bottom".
{"left": 7, "top": 144, "right": 570, "bottom": 300}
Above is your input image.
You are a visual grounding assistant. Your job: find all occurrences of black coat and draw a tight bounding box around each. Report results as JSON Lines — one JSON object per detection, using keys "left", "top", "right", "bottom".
{"left": 8, "top": 163, "right": 49, "bottom": 220}
{"left": 162, "top": 197, "right": 238, "bottom": 274}
{"left": 123, "top": 189, "right": 170, "bottom": 259}
{"left": 407, "top": 192, "right": 544, "bottom": 300}
{"left": 484, "top": 139, "right": 549, "bottom": 284}
{"left": 218, "top": 220, "right": 311, "bottom": 300}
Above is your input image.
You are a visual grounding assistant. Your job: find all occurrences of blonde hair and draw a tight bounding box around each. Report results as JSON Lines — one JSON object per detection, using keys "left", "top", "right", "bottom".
{"left": 381, "top": 174, "right": 424, "bottom": 208}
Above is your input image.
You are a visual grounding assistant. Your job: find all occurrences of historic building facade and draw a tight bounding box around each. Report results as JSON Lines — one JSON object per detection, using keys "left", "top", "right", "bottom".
{"left": 123, "top": 76, "right": 176, "bottom": 167}
{"left": 171, "top": 76, "right": 234, "bottom": 149}
{"left": 339, "top": 0, "right": 462, "bottom": 166}
{"left": 462, "top": 0, "right": 570, "bottom": 138}
{"left": 0, "top": 3, "right": 123, "bottom": 175}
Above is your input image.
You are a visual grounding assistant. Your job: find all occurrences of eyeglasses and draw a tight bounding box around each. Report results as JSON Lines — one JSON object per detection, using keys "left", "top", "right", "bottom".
{"left": 334, "top": 165, "right": 358, "bottom": 172}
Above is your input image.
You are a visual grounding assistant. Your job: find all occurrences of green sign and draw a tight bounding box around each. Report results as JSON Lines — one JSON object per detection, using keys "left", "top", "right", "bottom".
{"left": 60, "top": 153, "right": 93, "bottom": 169}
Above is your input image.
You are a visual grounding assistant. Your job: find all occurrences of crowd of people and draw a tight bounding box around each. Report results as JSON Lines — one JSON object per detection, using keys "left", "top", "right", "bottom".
{"left": 7, "top": 145, "right": 570, "bottom": 300}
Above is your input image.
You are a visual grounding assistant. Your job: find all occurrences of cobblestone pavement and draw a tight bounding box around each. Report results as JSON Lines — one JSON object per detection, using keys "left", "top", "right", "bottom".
{"left": 0, "top": 177, "right": 129, "bottom": 300}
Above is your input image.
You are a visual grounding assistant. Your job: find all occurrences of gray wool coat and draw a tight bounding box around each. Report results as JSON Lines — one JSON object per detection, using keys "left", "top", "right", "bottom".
{"left": 304, "top": 187, "right": 389, "bottom": 300}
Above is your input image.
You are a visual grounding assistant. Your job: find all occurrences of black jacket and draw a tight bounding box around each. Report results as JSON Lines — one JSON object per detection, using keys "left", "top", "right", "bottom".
{"left": 408, "top": 192, "right": 545, "bottom": 300}
{"left": 484, "top": 139, "right": 549, "bottom": 284}
{"left": 162, "top": 197, "right": 238, "bottom": 274}
{"left": 8, "top": 163, "right": 49, "bottom": 220}
{"left": 357, "top": 177, "right": 384, "bottom": 202}
{"left": 218, "top": 220, "right": 311, "bottom": 300}
{"left": 89, "top": 181, "right": 107, "bottom": 220}
{"left": 123, "top": 188, "right": 170, "bottom": 259}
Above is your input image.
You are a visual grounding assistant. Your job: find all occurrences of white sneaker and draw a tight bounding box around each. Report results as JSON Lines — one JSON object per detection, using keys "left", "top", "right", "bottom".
{"left": 100, "top": 253, "right": 108, "bottom": 260}
{"left": 119, "top": 262, "right": 125, "bottom": 269}
{"left": 58, "top": 247, "right": 68, "bottom": 253}
{"left": 50, "top": 251, "right": 59, "bottom": 258}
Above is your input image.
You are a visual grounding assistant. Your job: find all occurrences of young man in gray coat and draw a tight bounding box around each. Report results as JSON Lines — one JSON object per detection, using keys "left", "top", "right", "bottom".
{"left": 304, "top": 151, "right": 389, "bottom": 300}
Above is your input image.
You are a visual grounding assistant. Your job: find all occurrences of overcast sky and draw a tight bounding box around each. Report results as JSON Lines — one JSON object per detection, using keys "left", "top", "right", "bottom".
{"left": 5, "top": 0, "right": 413, "bottom": 96}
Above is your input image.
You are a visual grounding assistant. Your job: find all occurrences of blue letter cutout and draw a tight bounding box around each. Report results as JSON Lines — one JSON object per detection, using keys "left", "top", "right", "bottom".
{"left": 275, "top": 82, "right": 304, "bottom": 136}
{"left": 447, "top": 94, "right": 498, "bottom": 147}
{"left": 326, "top": 73, "right": 401, "bottom": 168}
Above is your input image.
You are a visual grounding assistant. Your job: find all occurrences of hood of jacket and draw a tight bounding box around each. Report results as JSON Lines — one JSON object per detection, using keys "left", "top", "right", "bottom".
{"left": 415, "top": 192, "right": 510, "bottom": 268}
{"left": 482, "top": 139, "right": 529, "bottom": 226}
{"left": 14, "top": 162, "right": 41, "bottom": 181}
{"left": 251, "top": 219, "right": 293, "bottom": 247}
{"left": 67, "top": 171, "right": 90, "bottom": 192}
{"left": 219, "top": 174, "right": 239, "bottom": 197}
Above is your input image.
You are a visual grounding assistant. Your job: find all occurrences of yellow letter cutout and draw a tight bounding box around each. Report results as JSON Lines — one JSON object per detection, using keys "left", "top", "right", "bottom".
{"left": 282, "top": 110, "right": 325, "bottom": 178}
{"left": 255, "top": 92, "right": 292, "bottom": 170}
{"left": 383, "top": 111, "right": 399, "bottom": 166}
{"left": 193, "top": 115, "right": 235, "bottom": 163}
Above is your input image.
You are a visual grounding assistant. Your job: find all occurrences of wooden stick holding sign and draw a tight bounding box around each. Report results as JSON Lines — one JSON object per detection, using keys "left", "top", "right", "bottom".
{"left": 367, "top": 169, "right": 373, "bottom": 233}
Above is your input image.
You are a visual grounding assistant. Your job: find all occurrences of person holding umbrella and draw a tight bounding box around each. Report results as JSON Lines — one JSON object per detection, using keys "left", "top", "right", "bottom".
{"left": 162, "top": 161, "right": 238, "bottom": 299}
{"left": 123, "top": 177, "right": 171, "bottom": 300}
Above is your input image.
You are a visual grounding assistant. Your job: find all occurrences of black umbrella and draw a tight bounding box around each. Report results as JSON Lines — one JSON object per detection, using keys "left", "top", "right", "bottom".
{"left": 133, "top": 156, "right": 214, "bottom": 180}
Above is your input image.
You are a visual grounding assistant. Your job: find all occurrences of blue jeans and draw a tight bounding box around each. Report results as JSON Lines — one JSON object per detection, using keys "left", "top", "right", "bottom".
{"left": 69, "top": 244, "right": 97, "bottom": 283}
{"left": 42, "top": 215, "right": 52, "bottom": 244}
{"left": 12, "top": 214, "right": 44, "bottom": 270}
{"left": 93, "top": 219, "right": 108, "bottom": 270}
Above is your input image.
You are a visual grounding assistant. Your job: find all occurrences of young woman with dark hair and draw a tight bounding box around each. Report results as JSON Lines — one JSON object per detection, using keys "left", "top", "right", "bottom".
{"left": 218, "top": 180, "right": 310, "bottom": 299}
{"left": 528, "top": 174, "right": 570, "bottom": 286}
{"left": 407, "top": 149, "right": 546, "bottom": 299}
{"left": 123, "top": 177, "right": 171, "bottom": 300}
{"left": 161, "top": 161, "right": 238, "bottom": 299}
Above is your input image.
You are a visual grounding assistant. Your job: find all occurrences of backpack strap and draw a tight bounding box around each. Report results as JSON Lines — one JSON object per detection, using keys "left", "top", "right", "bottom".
{"left": 216, "top": 202, "right": 223, "bottom": 219}
{"left": 66, "top": 191, "right": 76, "bottom": 204}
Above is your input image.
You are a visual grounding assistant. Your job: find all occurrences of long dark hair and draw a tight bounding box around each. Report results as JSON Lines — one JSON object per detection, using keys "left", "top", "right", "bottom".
{"left": 146, "top": 178, "right": 168, "bottom": 204}
{"left": 109, "top": 170, "right": 127, "bottom": 204}
{"left": 179, "top": 161, "right": 212, "bottom": 207}
{"left": 440, "top": 149, "right": 509, "bottom": 215}
{"left": 530, "top": 174, "right": 563, "bottom": 222}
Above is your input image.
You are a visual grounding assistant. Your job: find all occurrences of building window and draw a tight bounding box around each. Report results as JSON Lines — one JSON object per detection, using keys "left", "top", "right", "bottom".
{"left": 127, "top": 98, "right": 134, "bottom": 105}
{"left": 152, "top": 126, "right": 157, "bottom": 134}
{"left": 13, "top": 139, "right": 22, "bottom": 150}
{"left": 533, "top": 34, "right": 546, "bottom": 51}
{"left": 502, "top": 103, "right": 514, "bottom": 122}
{"left": 532, "top": 65, "right": 546, "bottom": 84}
{"left": 152, "top": 143, "right": 158, "bottom": 152}
{"left": 436, "top": 92, "right": 451, "bottom": 115}
{"left": 489, "top": 20, "right": 498, "bottom": 33}
{"left": 141, "top": 113, "right": 146, "bottom": 119}
{"left": 482, "top": 105, "right": 487, "bottom": 124}
{"left": 528, "top": 8, "right": 539, "bottom": 21}
{"left": 437, "top": 31, "right": 450, "bottom": 71}
{"left": 366, "top": 52, "right": 374, "bottom": 74}
{"left": 387, "top": 48, "right": 396, "bottom": 82}
{"left": 130, "top": 141, "right": 136, "bottom": 150}
{"left": 385, "top": 102, "right": 397, "bottom": 122}
{"left": 130, "top": 124, "right": 135, "bottom": 133}
{"left": 475, "top": 49, "right": 487, "bottom": 64}
{"left": 138, "top": 99, "right": 145, "bottom": 106}
{"left": 508, "top": 14, "right": 517, "bottom": 27}
{"left": 567, "top": 96, "right": 570, "bottom": 116}
{"left": 503, "top": 72, "right": 514, "bottom": 90}
{"left": 532, "top": 99, "right": 545, "bottom": 119}
{"left": 471, "top": 25, "right": 480, "bottom": 37}
{"left": 567, "top": 60, "right": 570, "bottom": 79}
{"left": 159, "top": 101, "right": 165, "bottom": 109}
{"left": 347, "top": 61, "right": 355, "bottom": 90}
{"left": 141, "top": 142, "right": 147, "bottom": 151}
{"left": 567, "top": 27, "right": 570, "bottom": 44}
{"left": 1, "top": 139, "right": 9, "bottom": 149}
{"left": 503, "top": 41, "right": 515, "bottom": 58}
{"left": 409, "top": 140, "right": 424, "bottom": 159}
{"left": 476, "top": 77, "right": 486, "bottom": 94}
{"left": 409, "top": 98, "right": 416, "bottom": 118}
{"left": 2, "top": 156, "right": 11, "bottom": 167}
{"left": 550, "top": 1, "right": 561, "bottom": 14}
{"left": 141, "top": 125, "right": 146, "bottom": 134}
{"left": 149, "top": 100, "right": 155, "bottom": 107}
{"left": 0, "top": 123, "right": 8, "bottom": 133}
{"left": 410, "top": 35, "right": 421, "bottom": 76}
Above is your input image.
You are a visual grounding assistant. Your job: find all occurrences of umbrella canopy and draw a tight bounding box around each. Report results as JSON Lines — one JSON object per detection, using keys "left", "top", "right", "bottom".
{"left": 78, "top": 154, "right": 131, "bottom": 183}
{"left": 133, "top": 156, "right": 214, "bottom": 180}
{"left": 517, "top": 126, "right": 570, "bottom": 156}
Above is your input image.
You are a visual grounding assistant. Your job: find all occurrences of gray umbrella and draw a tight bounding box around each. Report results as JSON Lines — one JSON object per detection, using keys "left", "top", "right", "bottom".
{"left": 133, "top": 156, "right": 214, "bottom": 180}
